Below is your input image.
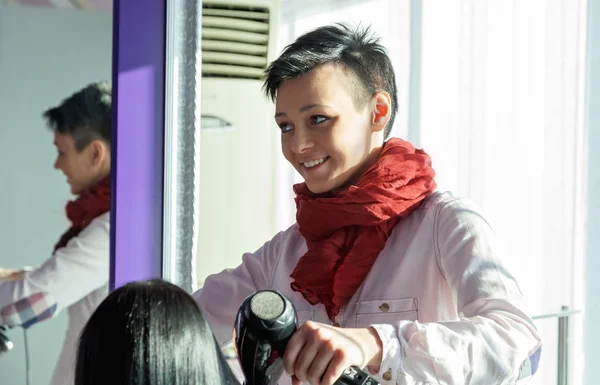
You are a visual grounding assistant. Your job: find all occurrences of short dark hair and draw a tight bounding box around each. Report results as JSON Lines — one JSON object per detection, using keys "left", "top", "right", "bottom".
{"left": 263, "top": 23, "right": 398, "bottom": 138}
{"left": 75, "top": 279, "right": 239, "bottom": 385}
{"left": 43, "top": 81, "right": 111, "bottom": 151}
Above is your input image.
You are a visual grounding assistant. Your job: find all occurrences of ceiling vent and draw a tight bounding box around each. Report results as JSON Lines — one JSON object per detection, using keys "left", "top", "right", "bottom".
{"left": 202, "top": 3, "right": 271, "bottom": 80}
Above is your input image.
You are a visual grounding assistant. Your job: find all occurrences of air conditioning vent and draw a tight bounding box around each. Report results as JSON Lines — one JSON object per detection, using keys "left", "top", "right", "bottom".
{"left": 202, "top": 3, "right": 271, "bottom": 80}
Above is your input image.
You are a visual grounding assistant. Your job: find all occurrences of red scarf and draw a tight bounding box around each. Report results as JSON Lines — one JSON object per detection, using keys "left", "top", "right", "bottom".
{"left": 290, "top": 138, "right": 437, "bottom": 321}
{"left": 54, "top": 177, "right": 111, "bottom": 252}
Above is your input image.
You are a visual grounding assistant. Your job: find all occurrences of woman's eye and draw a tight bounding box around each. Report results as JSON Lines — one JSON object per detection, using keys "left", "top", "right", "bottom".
{"left": 278, "top": 123, "right": 292, "bottom": 133}
{"left": 311, "top": 115, "right": 329, "bottom": 125}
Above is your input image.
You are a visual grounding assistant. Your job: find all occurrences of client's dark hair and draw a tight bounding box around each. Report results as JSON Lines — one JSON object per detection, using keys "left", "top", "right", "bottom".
{"left": 75, "top": 279, "right": 239, "bottom": 385}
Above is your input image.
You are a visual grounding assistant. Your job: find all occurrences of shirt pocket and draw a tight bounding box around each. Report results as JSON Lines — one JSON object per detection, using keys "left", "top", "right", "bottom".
{"left": 355, "top": 298, "right": 418, "bottom": 327}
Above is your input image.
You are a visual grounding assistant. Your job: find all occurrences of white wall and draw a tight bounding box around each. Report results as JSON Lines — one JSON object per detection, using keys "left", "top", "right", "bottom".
{"left": 0, "top": 6, "right": 111, "bottom": 385}
{"left": 195, "top": 79, "right": 279, "bottom": 286}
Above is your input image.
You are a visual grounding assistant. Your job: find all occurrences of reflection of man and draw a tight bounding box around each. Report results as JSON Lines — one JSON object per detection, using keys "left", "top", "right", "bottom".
{"left": 0, "top": 81, "right": 112, "bottom": 385}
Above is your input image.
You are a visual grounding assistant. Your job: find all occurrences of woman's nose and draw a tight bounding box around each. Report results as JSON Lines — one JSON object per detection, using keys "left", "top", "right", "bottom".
{"left": 290, "top": 127, "right": 314, "bottom": 154}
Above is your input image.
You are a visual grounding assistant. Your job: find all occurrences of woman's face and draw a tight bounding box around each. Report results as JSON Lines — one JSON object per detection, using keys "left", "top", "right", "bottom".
{"left": 275, "top": 64, "right": 389, "bottom": 194}
{"left": 53, "top": 131, "right": 110, "bottom": 195}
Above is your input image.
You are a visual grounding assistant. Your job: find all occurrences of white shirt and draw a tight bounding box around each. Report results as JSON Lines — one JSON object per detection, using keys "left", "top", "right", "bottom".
{"left": 0, "top": 212, "right": 110, "bottom": 385}
{"left": 194, "top": 191, "right": 542, "bottom": 385}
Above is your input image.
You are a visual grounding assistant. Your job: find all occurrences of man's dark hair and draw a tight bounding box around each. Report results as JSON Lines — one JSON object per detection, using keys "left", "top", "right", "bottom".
{"left": 43, "top": 81, "right": 112, "bottom": 151}
{"left": 263, "top": 23, "right": 398, "bottom": 138}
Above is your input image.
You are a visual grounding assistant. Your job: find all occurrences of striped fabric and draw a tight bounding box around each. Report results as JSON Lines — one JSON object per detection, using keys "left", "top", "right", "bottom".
{"left": 518, "top": 343, "right": 542, "bottom": 380}
{"left": 0, "top": 292, "right": 58, "bottom": 329}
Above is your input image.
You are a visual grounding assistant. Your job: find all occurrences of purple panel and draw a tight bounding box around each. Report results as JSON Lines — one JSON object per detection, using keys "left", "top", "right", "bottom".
{"left": 110, "top": 0, "right": 165, "bottom": 290}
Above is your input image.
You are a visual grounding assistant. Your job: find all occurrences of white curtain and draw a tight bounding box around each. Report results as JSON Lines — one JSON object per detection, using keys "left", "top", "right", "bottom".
{"left": 418, "top": 2, "right": 588, "bottom": 384}
{"left": 276, "top": 1, "right": 588, "bottom": 384}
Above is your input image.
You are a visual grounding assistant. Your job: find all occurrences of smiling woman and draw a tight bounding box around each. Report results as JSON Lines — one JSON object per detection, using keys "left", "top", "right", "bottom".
{"left": 194, "top": 23, "right": 541, "bottom": 385}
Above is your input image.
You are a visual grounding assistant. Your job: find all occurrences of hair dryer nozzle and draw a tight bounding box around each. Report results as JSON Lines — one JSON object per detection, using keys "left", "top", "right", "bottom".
{"left": 234, "top": 290, "right": 297, "bottom": 385}
{"left": 233, "top": 291, "right": 380, "bottom": 385}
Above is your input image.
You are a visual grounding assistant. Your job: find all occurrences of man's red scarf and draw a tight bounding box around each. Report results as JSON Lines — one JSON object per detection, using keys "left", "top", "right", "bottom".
{"left": 290, "top": 138, "right": 437, "bottom": 321}
{"left": 54, "top": 177, "right": 111, "bottom": 252}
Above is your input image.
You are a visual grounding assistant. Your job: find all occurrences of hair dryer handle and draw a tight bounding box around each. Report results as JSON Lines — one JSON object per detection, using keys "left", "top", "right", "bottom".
{"left": 336, "top": 366, "right": 380, "bottom": 385}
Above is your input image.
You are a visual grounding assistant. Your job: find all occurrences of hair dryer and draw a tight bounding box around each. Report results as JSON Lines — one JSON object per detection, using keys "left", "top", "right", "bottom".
{"left": 0, "top": 326, "right": 14, "bottom": 354}
{"left": 233, "top": 290, "right": 380, "bottom": 385}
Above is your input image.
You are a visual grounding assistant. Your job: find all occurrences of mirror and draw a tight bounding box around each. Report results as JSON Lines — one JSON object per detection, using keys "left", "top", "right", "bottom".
{"left": 0, "top": 2, "right": 112, "bottom": 385}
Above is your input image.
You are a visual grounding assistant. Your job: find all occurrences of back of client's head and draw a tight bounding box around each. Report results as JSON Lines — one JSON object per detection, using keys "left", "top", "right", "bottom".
{"left": 75, "top": 279, "right": 239, "bottom": 385}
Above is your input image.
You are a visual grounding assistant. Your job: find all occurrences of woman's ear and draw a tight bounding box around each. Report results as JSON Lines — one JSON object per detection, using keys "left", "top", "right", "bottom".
{"left": 90, "top": 140, "right": 108, "bottom": 167}
{"left": 370, "top": 91, "right": 392, "bottom": 133}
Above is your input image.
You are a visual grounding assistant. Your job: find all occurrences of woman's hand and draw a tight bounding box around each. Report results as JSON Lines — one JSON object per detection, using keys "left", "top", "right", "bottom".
{"left": 283, "top": 321, "right": 383, "bottom": 385}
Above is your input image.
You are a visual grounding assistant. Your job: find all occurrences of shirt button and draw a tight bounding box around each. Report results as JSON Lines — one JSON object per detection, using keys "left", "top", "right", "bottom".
{"left": 379, "top": 303, "right": 390, "bottom": 312}
{"left": 382, "top": 369, "right": 392, "bottom": 381}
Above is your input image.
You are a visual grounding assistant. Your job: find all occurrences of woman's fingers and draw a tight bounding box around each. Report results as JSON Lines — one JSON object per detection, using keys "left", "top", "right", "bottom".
{"left": 284, "top": 322, "right": 380, "bottom": 385}
{"left": 320, "top": 350, "right": 347, "bottom": 385}
{"left": 283, "top": 321, "right": 314, "bottom": 377}
{"left": 293, "top": 328, "right": 327, "bottom": 382}
{"left": 306, "top": 346, "right": 336, "bottom": 385}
